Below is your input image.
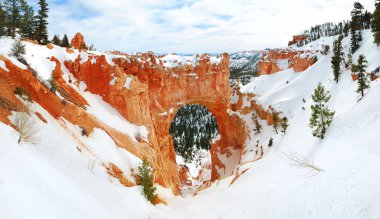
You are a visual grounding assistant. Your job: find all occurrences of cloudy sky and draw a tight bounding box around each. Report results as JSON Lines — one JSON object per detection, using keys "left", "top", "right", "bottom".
{"left": 29, "top": 0, "right": 376, "bottom": 54}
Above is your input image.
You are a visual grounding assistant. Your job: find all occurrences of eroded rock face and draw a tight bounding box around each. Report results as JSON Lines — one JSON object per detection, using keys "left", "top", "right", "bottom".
{"left": 178, "top": 166, "right": 192, "bottom": 186}
{"left": 231, "top": 87, "right": 275, "bottom": 125}
{"left": 288, "top": 34, "right": 309, "bottom": 46}
{"left": 0, "top": 55, "right": 153, "bottom": 192}
{"left": 71, "top": 32, "right": 87, "bottom": 50}
{"left": 258, "top": 49, "right": 317, "bottom": 76}
{"left": 292, "top": 53, "right": 317, "bottom": 72}
{"left": 64, "top": 52, "right": 248, "bottom": 194}
{"left": 0, "top": 34, "right": 249, "bottom": 195}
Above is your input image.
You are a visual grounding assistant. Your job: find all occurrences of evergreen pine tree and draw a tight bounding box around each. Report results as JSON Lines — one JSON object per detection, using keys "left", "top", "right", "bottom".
{"left": 357, "top": 30, "right": 363, "bottom": 42}
{"left": 272, "top": 111, "right": 281, "bottom": 134}
{"left": 280, "top": 117, "right": 289, "bottom": 134}
{"left": 309, "top": 83, "right": 335, "bottom": 139}
{"left": 346, "top": 49, "right": 353, "bottom": 70}
{"left": 252, "top": 112, "right": 262, "bottom": 134}
{"left": 19, "top": 1, "right": 34, "bottom": 40}
{"left": 350, "top": 2, "right": 364, "bottom": 53}
{"left": 353, "top": 54, "right": 369, "bottom": 100}
{"left": 0, "top": 3, "right": 6, "bottom": 36}
{"left": 48, "top": 73, "right": 57, "bottom": 93}
{"left": 51, "top": 34, "right": 61, "bottom": 46}
{"left": 135, "top": 158, "right": 158, "bottom": 204}
{"left": 351, "top": 2, "right": 364, "bottom": 30}
{"left": 61, "top": 34, "right": 71, "bottom": 47}
{"left": 363, "top": 10, "right": 372, "bottom": 29}
{"left": 331, "top": 35, "right": 344, "bottom": 83}
{"left": 343, "top": 22, "right": 350, "bottom": 37}
{"left": 372, "top": 0, "right": 380, "bottom": 45}
{"left": 9, "top": 40, "right": 25, "bottom": 61}
{"left": 322, "top": 44, "right": 330, "bottom": 55}
{"left": 3, "top": 0, "right": 22, "bottom": 39}
{"left": 35, "top": 0, "right": 48, "bottom": 44}
{"left": 351, "top": 28, "right": 359, "bottom": 53}
{"left": 268, "top": 138, "right": 273, "bottom": 147}
{"left": 88, "top": 44, "right": 95, "bottom": 51}
{"left": 255, "top": 140, "right": 259, "bottom": 155}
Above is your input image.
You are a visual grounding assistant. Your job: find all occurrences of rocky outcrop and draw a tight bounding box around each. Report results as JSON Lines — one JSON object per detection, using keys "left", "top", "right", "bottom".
{"left": 292, "top": 53, "right": 317, "bottom": 72}
{"left": 231, "top": 88, "right": 276, "bottom": 125}
{"left": 257, "top": 61, "right": 282, "bottom": 76}
{"left": 0, "top": 55, "right": 154, "bottom": 192}
{"left": 71, "top": 32, "right": 87, "bottom": 50}
{"left": 0, "top": 35, "right": 249, "bottom": 195}
{"left": 64, "top": 52, "right": 248, "bottom": 194}
{"left": 258, "top": 49, "right": 317, "bottom": 76}
{"left": 288, "top": 34, "right": 309, "bottom": 46}
{"left": 178, "top": 166, "right": 192, "bottom": 186}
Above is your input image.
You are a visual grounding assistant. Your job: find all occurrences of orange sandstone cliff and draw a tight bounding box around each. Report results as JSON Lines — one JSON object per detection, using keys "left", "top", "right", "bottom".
{"left": 64, "top": 52, "right": 248, "bottom": 193}
{"left": 0, "top": 41, "right": 248, "bottom": 195}
{"left": 258, "top": 49, "right": 317, "bottom": 76}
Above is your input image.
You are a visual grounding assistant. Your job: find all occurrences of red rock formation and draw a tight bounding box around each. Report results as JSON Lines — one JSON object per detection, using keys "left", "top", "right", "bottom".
{"left": 35, "top": 112, "right": 47, "bottom": 123}
{"left": 46, "top": 44, "right": 54, "bottom": 49}
{"left": 1, "top": 42, "right": 248, "bottom": 195}
{"left": 50, "top": 56, "right": 88, "bottom": 108}
{"left": 288, "top": 34, "right": 309, "bottom": 46}
{"left": 352, "top": 74, "right": 358, "bottom": 81}
{"left": 257, "top": 61, "right": 282, "bottom": 76}
{"left": 231, "top": 88, "right": 276, "bottom": 126}
{"left": 64, "top": 52, "right": 248, "bottom": 193}
{"left": 0, "top": 55, "right": 154, "bottom": 192}
{"left": 258, "top": 49, "right": 317, "bottom": 76}
{"left": 71, "top": 32, "right": 87, "bottom": 50}
{"left": 178, "top": 166, "right": 192, "bottom": 186}
{"left": 292, "top": 53, "right": 317, "bottom": 72}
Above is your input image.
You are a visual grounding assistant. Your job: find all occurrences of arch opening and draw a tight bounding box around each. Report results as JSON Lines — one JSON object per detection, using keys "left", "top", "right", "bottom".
{"left": 169, "top": 104, "right": 220, "bottom": 186}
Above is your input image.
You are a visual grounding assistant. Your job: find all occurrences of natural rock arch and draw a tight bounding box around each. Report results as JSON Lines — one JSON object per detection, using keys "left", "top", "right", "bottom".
{"left": 131, "top": 53, "right": 248, "bottom": 193}
{"left": 64, "top": 52, "right": 248, "bottom": 194}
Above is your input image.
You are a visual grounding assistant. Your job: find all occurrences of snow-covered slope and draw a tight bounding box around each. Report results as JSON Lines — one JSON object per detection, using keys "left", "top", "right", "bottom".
{"left": 155, "top": 30, "right": 380, "bottom": 218}
{"left": 0, "top": 39, "right": 161, "bottom": 218}
{"left": 0, "top": 108, "right": 158, "bottom": 218}
{"left": 1, "top": 29, "right": 380, "bottom": 219}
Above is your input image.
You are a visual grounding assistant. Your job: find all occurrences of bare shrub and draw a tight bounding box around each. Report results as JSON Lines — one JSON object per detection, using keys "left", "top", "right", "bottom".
{"left": 87, "top": 159, "right": 97, "bottom": 171}
{"left": 282, "top": 152, "right": 324, "bottom": 177}
{"left": 13, "top": 106, "right": 38, "bottom": 144}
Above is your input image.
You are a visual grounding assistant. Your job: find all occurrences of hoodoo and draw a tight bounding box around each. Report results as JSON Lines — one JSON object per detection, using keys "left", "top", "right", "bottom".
{"left": 71, "top": 32, "right": 87, "bottom": 50}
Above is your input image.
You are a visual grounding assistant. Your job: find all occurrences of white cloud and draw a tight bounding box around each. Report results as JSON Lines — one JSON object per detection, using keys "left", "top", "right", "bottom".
{"left": 44, "top": 0, "right": 376, "bottom": 53}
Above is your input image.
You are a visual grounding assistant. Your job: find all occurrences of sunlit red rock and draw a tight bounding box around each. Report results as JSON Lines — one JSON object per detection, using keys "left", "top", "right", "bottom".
{"left": 65, "top": 52, "right": 248, "bottom": 193}
{"left": 288, "top": 34, "right": 310, "bottom": 46}
{"left": 258, "top": 49, "right": 317, "bottom": 76}
{"left": 0, "top": 55, "right": 154, "bottom": 193}
{"left": 0, "top": 44, "right": 249, "bottom": 195}
{"left": 179, "top": 166, "right": 192, "bottom": 186}
{"left": 71, "top": 32, "right": 87, "bottom": 50}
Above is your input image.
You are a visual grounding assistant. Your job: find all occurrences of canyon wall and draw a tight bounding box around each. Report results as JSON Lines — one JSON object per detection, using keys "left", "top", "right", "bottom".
{"left": 288, "top": 34, "right": 309, "bottom": 46}
{"left": 63, "top": 52, "right": 248, "bottom": 193}
{"left": 258, "top": 49, "right": 317, "bottom": 76}
{"left": 0, "top": 48, "right": 248, "bottom": 194}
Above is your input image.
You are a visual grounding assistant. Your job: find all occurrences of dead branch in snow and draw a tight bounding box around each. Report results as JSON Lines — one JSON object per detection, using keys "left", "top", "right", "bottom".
{"left": 12, "top": 104, "right": 38, "bottom": 144}
{"left": 282, "top": 152, "right": 324, "bottom": 177}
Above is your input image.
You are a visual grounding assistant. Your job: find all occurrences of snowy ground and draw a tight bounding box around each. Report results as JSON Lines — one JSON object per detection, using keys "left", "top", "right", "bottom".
{"left": 1, "top": 30, "right": 380, "bottom": 218}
